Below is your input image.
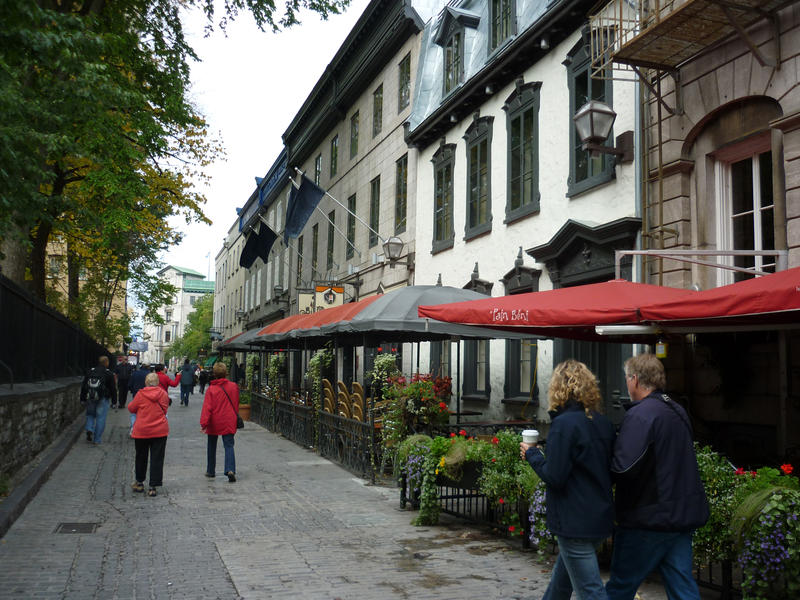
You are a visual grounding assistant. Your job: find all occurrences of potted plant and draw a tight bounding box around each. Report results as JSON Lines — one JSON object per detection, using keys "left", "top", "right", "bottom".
{"left": 238, "top": 388, "right": 251, "bottom": 421}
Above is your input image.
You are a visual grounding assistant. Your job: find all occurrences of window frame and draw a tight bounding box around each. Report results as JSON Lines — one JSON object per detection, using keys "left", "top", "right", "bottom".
{"left": 462, "top": 339, "right": 490, "bottom": 401}
{"left": 503, "top": 81, "right": 542, "bottom": 223}
{"left": 564, "top": 40, "right": 614, "bottom": 197}
{"left": 373, "top": 84, "right": 383, "bottom": 138}
{"left": 314, "top": 154, "right": 322, "bottom": 185}
{"left": 463, "top": 115, "right": 494, "bottom": 240}
{"left": 350, "top": 111, "right": 359, "bottom": 159}
{"left": 346, "top": 194, "right": 356, "bottom": 260}
{"left": 443, "top": 29, "right": 464, "bottom": 97}
{"left": 431, "top": 143, "right": 456, "bottom": 253}
{"left": 326, "top": 209, "right": 336, "bottom": 271}
{"left": 398, "top": 53, "right": 411, "bottom": 112}
{"left": 369, "top": 176, "right": 380, "bottom": 248}
{"left": 430, "top": 341, "right": 451, "bottom": 378}
{"left": 311, "top": 223, "right": 319, "bottom": 276}
{"left": 296, "top": 235, "right": 303, "bottom": 286}
{"left": 395, "top": 154, "right": 408, "bottom": 234}
{"left": 330, "top": 135, "right": 338, "bottom": 178}
{"left": 489, "top": 0, "right": 515, "bottom": 53}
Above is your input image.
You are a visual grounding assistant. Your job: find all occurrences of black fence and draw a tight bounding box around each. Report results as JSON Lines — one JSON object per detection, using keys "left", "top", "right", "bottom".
{"left": 0, "top": 273, "right": 111, "bottom": 386}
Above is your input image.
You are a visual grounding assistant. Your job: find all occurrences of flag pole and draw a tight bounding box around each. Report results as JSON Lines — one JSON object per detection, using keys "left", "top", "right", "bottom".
{"left": 293, "top": 167, "right": 386, "bottom": 245}
{"left": 313, "top": 205, "right": 361, "bottom": 258}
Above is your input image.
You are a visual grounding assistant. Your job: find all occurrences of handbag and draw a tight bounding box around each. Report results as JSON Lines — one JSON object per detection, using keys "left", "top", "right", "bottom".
{"left": 221, "top": 384, "right": 244, "bottom": 429}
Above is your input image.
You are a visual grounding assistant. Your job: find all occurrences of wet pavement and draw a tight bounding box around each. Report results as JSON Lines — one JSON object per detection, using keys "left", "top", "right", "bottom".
{"left": 0, "top": 386, "right": 683, "bottom": 599}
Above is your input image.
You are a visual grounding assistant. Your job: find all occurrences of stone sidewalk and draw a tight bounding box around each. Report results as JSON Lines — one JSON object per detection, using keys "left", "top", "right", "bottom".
{"left": 0, "top": 386, "right": 680, "bottom": 599}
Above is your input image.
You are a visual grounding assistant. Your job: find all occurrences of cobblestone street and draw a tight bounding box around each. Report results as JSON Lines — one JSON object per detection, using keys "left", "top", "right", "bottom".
{"left": 0, "top": 386, "right": 677, "bottom": 599}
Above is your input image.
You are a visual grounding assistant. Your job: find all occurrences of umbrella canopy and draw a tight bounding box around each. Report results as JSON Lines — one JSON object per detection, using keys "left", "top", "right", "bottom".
{"left": 219, "top": 327, "right": 265, "bottom": 351}
{"left": 417, "top": 279, "right": 696, "bottom": 341}
{"left": 639, "top": 266, "right": 800, "bottom": 330}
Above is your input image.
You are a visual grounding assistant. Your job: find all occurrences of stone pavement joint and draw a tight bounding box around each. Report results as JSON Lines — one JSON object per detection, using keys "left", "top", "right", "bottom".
{"left": 0, "top": 387, "right": 684, "bottom": 599}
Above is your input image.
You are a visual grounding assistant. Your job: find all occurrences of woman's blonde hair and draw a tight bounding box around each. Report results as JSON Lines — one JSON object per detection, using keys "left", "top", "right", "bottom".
{"left": 547, "top": 359, "right": 603, "bottom": 416}
{"left": 145, "top": 372, "right": 159, "bottom": 387}
{"left": 212, "top": 361, "right": 228, "bottom": 379}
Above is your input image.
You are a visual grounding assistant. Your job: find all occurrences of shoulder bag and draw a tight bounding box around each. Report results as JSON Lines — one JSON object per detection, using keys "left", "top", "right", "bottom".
{"left": 220, "top": 383, "right": 244, "bottom": 429}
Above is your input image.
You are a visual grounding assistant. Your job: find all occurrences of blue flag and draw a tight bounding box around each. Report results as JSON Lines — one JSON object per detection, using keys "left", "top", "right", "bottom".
{"left": 240, "top": 223, "right": 278, "bottom": 269}
{"left": 284, "top": 174, "right": 325, "bottom": 244}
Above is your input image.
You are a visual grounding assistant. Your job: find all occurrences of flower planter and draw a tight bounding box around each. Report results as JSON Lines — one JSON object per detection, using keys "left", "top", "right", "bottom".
{"left": 238, "top": 404, "right": 251, "bottom": 422}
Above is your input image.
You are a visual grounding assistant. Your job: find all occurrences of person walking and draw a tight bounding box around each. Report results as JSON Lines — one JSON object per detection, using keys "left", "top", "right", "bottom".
{"left": 198, "top": 367, "right": 209, "bottom": 394}
{"left": 179, "top": 359, "right": 194, "bottom": 406}
{"left": 605, "top": 353, "right": 709, "bottom": 600}
{"left": 114, "top": 355, "right": 134, "bottom": 409}
{"left": 200, "top": 361, "right": 239, "bottom": 482}
{"left": 128, "top": 363, "right": 149, "bottom": 399}
{"left": 154, "top": 364, "right": 179, "bottom": 394}
{"left": 520, "top": 359, "right": 615, "bottom": 600}
{"left": 80, "top": 355, "right": 117, "bottom": 445}
{"left": 128, "top": 372, "right": 170, "bottom": 497}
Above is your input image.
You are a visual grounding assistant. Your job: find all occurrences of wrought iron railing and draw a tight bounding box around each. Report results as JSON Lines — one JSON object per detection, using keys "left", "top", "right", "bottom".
{"left": 317, "top": 410, "right": 378, "bottom": 479}
{"left": 275, "top": 398, "right": 315, "bottom": 448}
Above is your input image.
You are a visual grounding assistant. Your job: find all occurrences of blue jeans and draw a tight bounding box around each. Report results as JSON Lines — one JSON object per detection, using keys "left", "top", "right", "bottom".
{"left": 606, "top": 529, "right": 700, "bottom": 600}
{"left": 180, "top": 384, "right": 192, "bottom": 405}
{"left": 206, "top": 434, "right": 235, "bottom": 475}
{"left": 543, "top": 536, "right": 608, "bottom": 600}
{"left": 85, "top": 397, "right": 110, "bottom": 444}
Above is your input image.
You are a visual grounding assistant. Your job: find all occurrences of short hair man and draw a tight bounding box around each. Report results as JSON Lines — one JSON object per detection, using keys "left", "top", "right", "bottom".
{"left": 114, "top": 355, "right": 135, "bottom": 409}
{"left": 80, "top": 355, "right": 117, "bottom": 445}
{"left": 606, "top": 353, "right": 709, "bottom": 599}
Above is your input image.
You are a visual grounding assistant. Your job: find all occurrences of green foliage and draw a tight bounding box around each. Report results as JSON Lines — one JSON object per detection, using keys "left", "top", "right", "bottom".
{"left": 164, "top": 294, "right": 213, "bottom": 362}
{"left": 365, "top": 352, "right": 400, "bottom": 397}
{"left": 266, "top": 353, "right": 286, "bottom": 400}
{"left": 694, "top": 445, "right": 741, "bottom": 563}
{"left": 380, "top": 374, "right": 451, "bottom": 447}
{"left": 306, "top": 346, "right": 333, "bottom": 408}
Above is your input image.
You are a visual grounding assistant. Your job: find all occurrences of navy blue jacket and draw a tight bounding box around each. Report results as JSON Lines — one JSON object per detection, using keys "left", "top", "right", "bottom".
{"left": 611, "top": 391, "right": 709, "bottom": 531}
{"left": 180, "top": 364, "right": 194, "bottom": 385}
{"left": 128, "top": 366, "right": 149, "bottom": 398}
{"left": 525, "top": 400, "right": 616, "bottom": 539}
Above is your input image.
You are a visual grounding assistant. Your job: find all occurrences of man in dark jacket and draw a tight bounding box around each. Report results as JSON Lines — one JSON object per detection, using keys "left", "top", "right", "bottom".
{"left": 80, "top": 355, "right": 117, "bottom": 445}
{"left": 129, "top": 363, "right": 150, "bottom": 399}
{"left": 114, "top": 355, "right": 135, "bottom": 409}
{"left": 179, "top": 358, "right": 194, "bottom": 406}
{"left": 606, "top": 353, "right": 709, "bottom": 600}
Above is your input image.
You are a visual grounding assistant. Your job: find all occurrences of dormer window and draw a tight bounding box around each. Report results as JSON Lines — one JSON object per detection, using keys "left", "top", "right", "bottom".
{"left": 435, "top": 7, "right": 480, "bottom": 97}
{"left": 489, "top": 0, "right": 515, "bottom": 52}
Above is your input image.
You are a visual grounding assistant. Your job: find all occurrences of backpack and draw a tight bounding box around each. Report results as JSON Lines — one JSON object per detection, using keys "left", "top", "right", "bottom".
{"left": 87, "top": 368, "right": 107, "bottom": 403}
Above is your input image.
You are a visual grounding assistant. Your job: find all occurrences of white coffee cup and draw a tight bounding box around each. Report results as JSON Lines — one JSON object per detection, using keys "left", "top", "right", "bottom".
{"left": 521, "top": 429, "right": 539, "bottom": 444}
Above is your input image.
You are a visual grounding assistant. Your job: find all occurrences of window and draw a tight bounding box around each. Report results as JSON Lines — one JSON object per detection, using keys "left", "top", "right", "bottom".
{"left": 346, "top": 194, "right": 356, "bottom": 260}
{"left": 395, "top": 154, "right": 408, "bottom": 234}
{"left": 444, "top": 31, "right": 463, "bottom": 96}
{"left": 369, "top": 176, "right": 380, "bottom": 248}
{"left": 430, "top": 341, "right": 451, "bottom": 378}
{"left": 165, "top": 310, "right": 172, "bottom": 322}
{"left": 190, "top": 296, "right": 196, "bottom": 306}
{"left": 489, "top": 0, "right": 514, "bottom": 52}
{"left": 717, "top": 149, "right": 775, "bottom": 284}
{"left": 398, "top": 53, "right": 411, "bottom": 111}
{"left": 464, "top": 116, "right": 493, "bottom": 239}
{"left": 296, "top": 235, "right": 303, "bottom": 285}
{"left": 326, "top": 210, "right": 335, "bottom": 271}
{"left": 431, "top": 143, "right": 456, "bottom": 252}
{"left": 314, "top": 154, "right": 322, "bottom": 185}
{"left": 48, "top": 256, "right": 60, "bottom": 278}
{"left": 504, "top": 81, "right": 541, "bottom": 222}
{"left": 463, "top": 340, "right": 490, "bottom": 399}
{"left": 504, "top": 340, "right": 538, "bottom": 401}
{"left": 330, "top": 135, "right": 338, "bottom": 178}
{"left": 165, "top": 330, "right": 171, "bottom": 343}
{"left": 373, "top": 84, "right": 383, "bottom": 138}
{"left": 565, "top": 41, "right": 614, "bottom": 196}
{"left": 311, "top": 224, "right": 319, "bottom": 275}
{"left": 350, "top": 111, "right": 359, "bottom": 158}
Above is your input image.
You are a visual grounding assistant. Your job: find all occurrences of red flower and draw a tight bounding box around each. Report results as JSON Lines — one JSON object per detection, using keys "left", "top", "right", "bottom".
{"left": 450, "top": 432, "right": 456, "bottom": 438}
{"left": 377, "top": 347, "right": 382, "bottom": 352}
{"left": 508, "top": 525, "right": 515, "bottom": 532}
{"left": 750, "top": 471, "right": 757, "bottom": 478}
{"left": 459, "top": 429, "right": 467, "bottom": 436}
{"left": 491, "top": 458, "right": 496, "bottom": 463}
{"left": 735, "top": 467, "right": 745, "bottom": 475}
{"left": 781, "top": 463, "right": 794, "bottom": 475}
{"left": 498, "top": 498, "right": 505, "bottom": 505}
{"left": 439, "top": 402, "right": 447, "bottom": 410}
{"left": 491, "top": 436, "right": 499, "bottom": 445}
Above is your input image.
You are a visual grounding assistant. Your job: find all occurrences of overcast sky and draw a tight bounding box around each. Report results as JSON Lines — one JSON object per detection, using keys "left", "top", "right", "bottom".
{"left": 161, "top": 0, "right": 371, "bottom": 280}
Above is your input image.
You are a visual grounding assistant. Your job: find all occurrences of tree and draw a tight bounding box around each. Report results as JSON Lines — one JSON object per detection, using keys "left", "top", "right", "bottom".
{"left": 165, "top": 293, "right": 214, "bottom": 362}
{"left": 0, "top": 0, "right": 349, "bottom": 305}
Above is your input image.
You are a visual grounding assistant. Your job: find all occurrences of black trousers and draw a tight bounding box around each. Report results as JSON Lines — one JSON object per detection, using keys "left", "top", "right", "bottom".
{"left": 117, "top": 379, "right": 129, "bottom": 407}
{"left": 134, "top": 436, "right": 167, "bottom": 487}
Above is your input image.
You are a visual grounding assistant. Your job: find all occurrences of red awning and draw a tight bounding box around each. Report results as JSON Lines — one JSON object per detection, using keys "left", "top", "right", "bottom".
{"left": 417, "top": 279, "right": 695, "bottom": 340}
{"left": 256, "top": 295, "right": 381, "bottom": 337}
{"left": 639, "top": 266, "right": 800, "bottom": 330}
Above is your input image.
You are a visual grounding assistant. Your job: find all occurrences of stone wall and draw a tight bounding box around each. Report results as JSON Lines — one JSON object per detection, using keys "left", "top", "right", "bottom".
{"left": 0, "top": 378, "right": 83, "bottom": 479}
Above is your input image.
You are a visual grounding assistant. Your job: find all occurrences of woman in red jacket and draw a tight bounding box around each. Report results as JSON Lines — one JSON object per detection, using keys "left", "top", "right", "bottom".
{"left": 200, "top": 361, "right": 239, "bottom": 482}
{"left": 128, "top": 373, "right": 170, "bottom": 496}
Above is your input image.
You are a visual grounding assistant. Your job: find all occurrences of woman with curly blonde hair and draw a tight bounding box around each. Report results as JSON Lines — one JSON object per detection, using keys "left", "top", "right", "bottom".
{"left": 521, "top": 359, "right": 615, "bottom": 599}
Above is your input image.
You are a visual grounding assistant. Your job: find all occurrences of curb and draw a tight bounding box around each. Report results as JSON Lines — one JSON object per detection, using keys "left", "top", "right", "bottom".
{"left": 0, "top": 415, "right": 83, "bottom": 539}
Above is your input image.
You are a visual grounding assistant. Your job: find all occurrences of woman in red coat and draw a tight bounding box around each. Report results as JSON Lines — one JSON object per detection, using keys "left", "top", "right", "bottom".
{"left": 200, "top": 361, "right": 239, "bottom": 482}
{"left": 128, "top": 373, "right": 170, "bottom": 496}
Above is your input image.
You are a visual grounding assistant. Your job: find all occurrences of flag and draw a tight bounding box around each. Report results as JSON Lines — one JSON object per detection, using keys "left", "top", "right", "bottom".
{"left": 284, "top": 174, "right": 325, "bottom": 244}
{"left": 239, "top": 223, "right": 278, "bottom": 269}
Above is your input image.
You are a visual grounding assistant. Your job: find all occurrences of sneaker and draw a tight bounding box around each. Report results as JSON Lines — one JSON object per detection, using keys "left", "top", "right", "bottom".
{"left": 204, "top": 472, "right": 215, "bottom": 478}
{"left": 226, "top": 471, "right": 236, "bottom": 483}
{"left": 132, "top": 482, "right": 144, "bottom": 493}
{"left": 86, "top": 431, "right": 93, "bottom": 442}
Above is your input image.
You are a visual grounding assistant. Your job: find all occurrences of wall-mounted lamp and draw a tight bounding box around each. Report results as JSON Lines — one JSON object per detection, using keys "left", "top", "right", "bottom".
{"left": 572, "top": 100, "right": 634, "bottom": 162}
{"left": 382, "top": 236, "right": 415, "bottom": 269}
{"left": 485, "top": 84, "right": 494, "bottom": 94}
{"left": 539, "top": 37, "right": 550, "bottom": 50}
{"left": 449, "top": 114, "right": 458, "bottom": 123}
{"left": 235, "top": 308, "right": 246, "bottom": 321}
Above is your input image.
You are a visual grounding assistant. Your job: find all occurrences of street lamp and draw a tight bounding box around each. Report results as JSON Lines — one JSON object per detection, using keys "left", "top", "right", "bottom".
{"left": 235, "top": 308, "right": 246, "bottom": 321}
{"left": 382, "top": 236, "right": 415, "bottom": 269}
{"left": 572, "top": 100, "right": 633, "bottom": 161}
